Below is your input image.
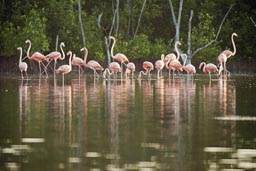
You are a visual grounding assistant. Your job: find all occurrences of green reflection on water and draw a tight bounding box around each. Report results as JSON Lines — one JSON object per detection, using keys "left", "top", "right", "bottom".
{"left": 0, "top": 75, "right": 255, "bottom": 171}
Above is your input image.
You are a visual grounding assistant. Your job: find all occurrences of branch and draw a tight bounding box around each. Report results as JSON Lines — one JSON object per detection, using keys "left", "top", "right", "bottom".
{"left": 97, "top": 13, "right": 103, "bottom": 29}
{"left": 133, "top": 0, "right": 147, "bottom": 39}
{"left": 250, "top": 17, "right": 256, "bottom": 27}
{"left": 168, "top": 0, "right": 177, "bottom": 26}
{"left": 78, "top": 0, "right": 86, "bottom": 46}
{"left": 214, "top": 4, "right": 234, "bottom": 41}
{"left": 177, "top": 0, "right": 183, "bottom": 27}
{"left": 187, "top": 10, "right": 193, "bottom": 58}
{"left": 191, "top": 5, "right": 234, "bottom": 57}
{"left": 114, "top": 0, "right": 120, "bottom": 36}
{"left": 126, "top": 0, "right": 131, "bottom": 36}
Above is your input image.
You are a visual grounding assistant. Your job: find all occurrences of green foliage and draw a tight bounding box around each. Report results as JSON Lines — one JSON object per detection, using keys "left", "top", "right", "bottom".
{"left": 0, "top": 22, "right": 21, "bottom": 56}
{"left": 191, "top": 12, "right": 221, "bottom": 63}
{"left": 0, "top": 0, "right": 255, "bottom": 65}
{"left": 20, "top": 8, "right": 49, "bottom": 53}
{"left": 0, "top": 6, "right": 49, "bottom": 57}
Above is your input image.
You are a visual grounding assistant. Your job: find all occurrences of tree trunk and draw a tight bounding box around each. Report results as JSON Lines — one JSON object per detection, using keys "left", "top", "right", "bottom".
{"left": 133, "top": 0, "right": 147, "bottom": 39}
{"left": 78, "top": 0, "right": 86, "bottom": 47}
{"left": 186, "top": 10, "right": 193, "bottom": 64}
{"left": 168, "top": 0, "right": 183, "bottom": 42}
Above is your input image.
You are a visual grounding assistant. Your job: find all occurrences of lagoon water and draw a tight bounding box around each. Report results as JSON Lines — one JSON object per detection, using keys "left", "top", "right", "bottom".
{"left": 0, "top": 74, "right": 256, "bottom": 171}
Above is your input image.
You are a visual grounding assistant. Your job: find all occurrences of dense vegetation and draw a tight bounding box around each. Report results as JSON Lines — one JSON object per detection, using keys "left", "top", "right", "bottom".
{"left": 0, "top": 0, "right": 256, "bottom": 65}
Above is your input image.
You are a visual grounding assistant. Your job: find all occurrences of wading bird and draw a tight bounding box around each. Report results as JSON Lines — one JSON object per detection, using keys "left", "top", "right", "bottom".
{"left": 124, "top": 62, "right": 136, "bottom": 79}
{"left": 166, "top": 41, "right": 182, "bottom": 78}
{"left": 138, "top": 61, "right": 154, "bottom": 79}
{"left": 56, "top": 51, "right": 73, "bottom": 84}
{"left": 182, "top": 54, "right": 196, "bottom": 78}
{"left": 17, "top": 47, "right": 28, "bottom": 79}
{"left": 217, "top": 32, "right": 238, "bottom": 75}
{"left": 25, "top": 39, "right": 49, "bottom": 76}
{"left": 109, "top": 36, "right": 129, "bottom": 79}
{"left": 81, "top": 47, "right": 104, "bottom": 79}
{"left": 72, "top": 49, "right": 86, "bottom": 76}
{"left": 103, "top": 62, "right": 122, "bottom": 79}
{"left": 199, "top": 62, "right": 218, "bottom": 80}
{"left": 45, "top": 42, "right": 65, "bottom": 74}
{"left": 155, "top": 54, "right": 165, "bottom": 79}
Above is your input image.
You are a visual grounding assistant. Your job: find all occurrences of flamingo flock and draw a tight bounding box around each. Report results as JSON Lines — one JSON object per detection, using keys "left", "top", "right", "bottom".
{"left": 17, "top": 33, "right": 237, "bottom": 81}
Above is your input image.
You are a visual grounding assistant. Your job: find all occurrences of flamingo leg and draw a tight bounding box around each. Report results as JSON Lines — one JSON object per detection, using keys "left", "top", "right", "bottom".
{"left": 38, "top": 62, "right": 42, "bottom": 75}
{"left": 21, "top": 71, "right": 24, "bottom": 79}
{"left": 25, "top": 71, "right": 28, "bottom": 79}
{"left": 121, "top": 63, "right": 123, "bottom": 80}
{"left": 62, "top": 74, "right": 64, "bottom": 85}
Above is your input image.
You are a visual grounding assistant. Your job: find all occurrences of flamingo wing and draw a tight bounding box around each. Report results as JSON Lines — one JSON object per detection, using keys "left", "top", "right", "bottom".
{"left": 87, "top": 60, "right": 104, "bottom": 71}
{"left": 46, "top": 52, "right": 61, "bottom": 60}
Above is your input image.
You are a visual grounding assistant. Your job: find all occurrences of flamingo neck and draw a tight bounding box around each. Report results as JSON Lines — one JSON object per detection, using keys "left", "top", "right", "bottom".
{"left": 60, "top": 43, "right": 65, "bottom": 60}
{"left": 199, "top": 62, "right": 206, "bottom": 70}
{"left": 27, "top": 41, "right": 31, "bottom": 59}
{"left": 103, "top": 68, "right": 112, "bottom": 78}
{"left": 231, "top": 34, "right": 236, "bottom": 56}
{"left": 69, "top": 54, "right": 73, "bottom": 67}
{"left": 110, "top": 37, "right": 115, "bottom": 58}
{"left": 139, "top": 70, "right": 147, "bottom": 78}
{"left": 183, "top": 55, "right": 187, "bottom": 66}
{"left": 175, "top": 42, "right": 180, "bottom": 60}
{"left": 19, "top": 48, "right": 22, "bottom": 63}
{"left": 165, "top": 57, "right": 171, "bottom": 68}
{"left": 83, "top": 48, "right": 88, "bottom": 64}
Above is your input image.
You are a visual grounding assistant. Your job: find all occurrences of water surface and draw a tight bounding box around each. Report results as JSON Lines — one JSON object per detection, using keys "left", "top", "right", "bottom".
{"left": 0, "top": 74, "right": 256, "bottom": 171}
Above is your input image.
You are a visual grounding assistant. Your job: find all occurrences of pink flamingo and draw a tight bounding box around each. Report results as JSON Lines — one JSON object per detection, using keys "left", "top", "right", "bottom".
{"left": 25, "top": 39, "right": 49, "bottom": 76}
{"left": 165, "top": 41, "right": 182, "bottom": 63}
{"left": 103, "top": 62, "right": 122, "bottom": 79}
{"left": 124, "top": 62, "right": 136, "bottom": 79}
{"left": 45, "top": 42, "right": 65, "bottom": 73}
{"left": 71, "top": 49, "right": 85, "bottom": 76}
{"left": 165, "top": 41, "right": 182, "bottom": 78}
{"left": 199, "top": 62, "right": 218, "bottom": 80}
{"left": 138, "top": 61, "right": 154, "bottom": 79}
{"left": 17, "top": 47, "right": 28, "bottom": 79}
{"left": 218, "top": 32, "right": 238, "bottom": 75}
{"left": 109, "top": 36, "right": 129, "bottom": 79}
{"left": 80, "top": 47, "right": 104, "bottom": 79}
{"left": 182, "top": 54, "right": 196, "bottom": 78}
{"left": 56, "top": 51, "right": 73, "bottom": 83}
{"left": 155, "top": 54, "right": 165, "bottom": 79}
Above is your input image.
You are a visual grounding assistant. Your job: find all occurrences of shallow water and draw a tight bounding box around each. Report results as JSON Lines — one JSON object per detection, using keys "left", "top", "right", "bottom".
{"left": 0, "top": 74, "right": 256, "bottom": 171}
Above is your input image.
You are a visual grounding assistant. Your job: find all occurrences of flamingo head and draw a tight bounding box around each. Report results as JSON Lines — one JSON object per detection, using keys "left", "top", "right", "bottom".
{"left": 67, "top": 51, "right": 72, "bottom": 56}
{"left": 176, "top": 41, "right": 182, "bottom": 46}
{"left": 232, "top": 32, "right": 238, "bottom": 37}
{"left": 80, "top": 47, "right": 87, "bottom": 52}
{"left": 25, "top": 39, "right": 31, "bottom": 44}
{"left": 109, "top": 36, "right": 115, "bottom": 40}
{"left": 199, "top": 62, "right": 204, "bottom": 69}
{"left": 60, "top": 42, "right": 65, "bottom": 47}
{"left": 17, "top": 47, "right": 21, "bottom": 51}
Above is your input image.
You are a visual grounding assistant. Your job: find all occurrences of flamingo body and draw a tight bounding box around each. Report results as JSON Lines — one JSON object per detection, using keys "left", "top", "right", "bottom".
{"left": 199, "top": 62, "right": 218, "bottom": 80}
{"left": 183, "top": 64, "right": 196, "bottom": 74}
{"left": 125, "top": 62, "right": 136, "bottom": 79}
{"left": 56, "top": 51, "right": 73, "bottom": 78}
{"left": 86, "top": 60, "right": 104, "bottom": 71}
{"left": 17, "top": 47, "right": 28, "bottom": 79}
{"left": 143, "top": 61, "right": 154, "bottom": 72}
